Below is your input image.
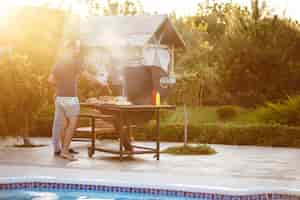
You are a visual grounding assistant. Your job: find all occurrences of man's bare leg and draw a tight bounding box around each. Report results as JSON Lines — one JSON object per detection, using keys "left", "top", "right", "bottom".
{"left": 52, "top": 103, "right": 65, "bottom": 154}
{"left": 60, "top": 116, "right": 78, "bottom": 160}
{"left": 60, "top": 117, "right": 68, "bottom": 150}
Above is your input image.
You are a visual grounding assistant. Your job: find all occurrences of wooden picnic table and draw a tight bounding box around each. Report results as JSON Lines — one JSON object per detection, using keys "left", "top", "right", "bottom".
{"left": 81, "top": 103, "right": 175, "bottom": 161}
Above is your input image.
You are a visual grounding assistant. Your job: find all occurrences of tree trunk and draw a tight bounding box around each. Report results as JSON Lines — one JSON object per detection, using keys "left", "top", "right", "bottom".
{"left": 198, "top": 77, "right": 206, "bottom": 106}
{"left": 200, "top": 84, "right": 205, "bottom": 106}
{"left": 199, "top": 85, "right": 203, "bottom": 106}
{"left": 22, "top": 114, "right": 32, "bottom": 146}
{"left": 183, "top": 103, "right": 188, "bottom": 147}
{"left": 0, "top": 118, "right": 8, "bottom": 136}
{"left": 0, "top": 110, "right": 9, "bottom": 136}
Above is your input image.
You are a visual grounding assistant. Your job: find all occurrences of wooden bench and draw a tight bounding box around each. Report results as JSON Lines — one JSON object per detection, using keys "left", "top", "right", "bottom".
{"left": 73, "top": 111, "right": 135, "bottom": 157}
{"left": 74, "top": 113, "right": 116, "bottom": 140}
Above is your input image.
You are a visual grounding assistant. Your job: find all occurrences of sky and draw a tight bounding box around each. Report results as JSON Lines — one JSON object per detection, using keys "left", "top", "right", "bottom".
{"left": 0, "top": 0, "right": 300, "bottom": 20}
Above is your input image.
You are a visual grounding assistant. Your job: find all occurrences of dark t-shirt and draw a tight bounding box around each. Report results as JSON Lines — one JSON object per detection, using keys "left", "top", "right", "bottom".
{"left": 52, "top": 58, "right": 83, "bottom": 97}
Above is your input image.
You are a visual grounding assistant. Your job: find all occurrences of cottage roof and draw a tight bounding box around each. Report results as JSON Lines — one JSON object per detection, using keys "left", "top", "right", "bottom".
{"left": 80, "top": 15, "right": 185, "bottom": 48}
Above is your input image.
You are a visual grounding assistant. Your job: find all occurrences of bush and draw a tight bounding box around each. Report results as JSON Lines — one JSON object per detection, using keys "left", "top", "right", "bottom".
{"left": 32, "top": 103, "right": 54, "bottom": 137}
{"left": 137, "top": 123, "right": 300, "bottom": 148}
{"left": 162, "top": 144, "right": 217, "bottom": 155}
{"left": 254, "top": 96, "right": 300, "bottom": 126}
{"left": 216, "top": 106, "right": 239, "bottom": 121}
{"left": 0, "top": 52, "right": 48, "bottom": 138}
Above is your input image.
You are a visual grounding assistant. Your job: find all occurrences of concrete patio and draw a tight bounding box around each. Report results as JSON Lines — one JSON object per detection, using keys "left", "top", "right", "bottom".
{"left": 0, "top": 138, "right": 300, "bottom": 194}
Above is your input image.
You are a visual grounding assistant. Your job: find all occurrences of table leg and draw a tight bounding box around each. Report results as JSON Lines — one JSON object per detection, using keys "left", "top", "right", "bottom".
{"left": 123, "top": 119, "right": 133, "bottom": 152}
{"left": 156, "top": 109, "right": 160, "bottom": 160}
{"left": 119, "top": 111, "right": 124, "bottom": 161}
{"left": 89, "top": 117, "right": 96, "bottom": 158}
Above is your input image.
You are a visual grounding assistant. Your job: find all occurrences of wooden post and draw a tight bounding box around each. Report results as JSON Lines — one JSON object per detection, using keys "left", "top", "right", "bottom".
{"left": 171, "top": 44, "right": 175, "bottom": 75}
{"left": 91, "top": 117, "right": 96, "bottom": 155}
{"left": 156, "top": 109, "right": 160, "bottom": 160}
{"left": 23, "top": 114, "right": 32, "bottom": 146}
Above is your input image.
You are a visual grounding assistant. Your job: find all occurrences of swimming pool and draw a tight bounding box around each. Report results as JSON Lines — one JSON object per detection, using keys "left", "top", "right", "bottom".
{"left": 0, "top": 181, "right": 299, "bottom": 200}
{"left": 0, "top": 183, "right": 205, "bottom": 200}
{"left": 0, "top": 189, "right": 195, "bottom": 200}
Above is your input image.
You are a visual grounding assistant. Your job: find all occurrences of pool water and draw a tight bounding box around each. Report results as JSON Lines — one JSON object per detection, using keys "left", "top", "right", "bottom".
{"left": 0, "top": 189, "right": 200, "bottom": 200}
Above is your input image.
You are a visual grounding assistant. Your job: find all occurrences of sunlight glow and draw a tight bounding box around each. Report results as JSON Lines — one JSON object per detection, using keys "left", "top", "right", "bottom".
{"left": 0, "top": 0, "right": 299, "bottom": 20}
{"left": 0, "top": 6, "right": 10, "bottom": 19}
{"left": 139, "top": 0, "right": 300, "bottom": 20}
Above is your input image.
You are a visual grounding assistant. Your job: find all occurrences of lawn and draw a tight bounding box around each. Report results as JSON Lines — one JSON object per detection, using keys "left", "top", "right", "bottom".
{"left": 161, "top": 106, "right": 220, "bottom": 125}
{"left": 160, "top": 106, "right": 255, "bottom": 125}
{"left": 139, "top": 105, "right": 300, "bottom": 148}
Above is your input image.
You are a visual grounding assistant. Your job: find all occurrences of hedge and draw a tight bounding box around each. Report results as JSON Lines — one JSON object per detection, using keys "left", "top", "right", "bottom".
{"left": 31, "top": 116, "right": 300, "bottom": 148}
{"left": 136, "top": 123, "right": 300, "bottom": 148}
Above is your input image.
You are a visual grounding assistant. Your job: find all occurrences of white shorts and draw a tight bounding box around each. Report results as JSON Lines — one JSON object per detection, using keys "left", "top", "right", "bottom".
{"left": 55, "top": 96, "right": 80, "bottom": 117}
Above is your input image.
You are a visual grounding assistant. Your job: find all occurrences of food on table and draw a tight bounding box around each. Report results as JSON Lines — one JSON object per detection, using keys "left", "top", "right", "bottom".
{"left": 86, "top": 96, "right": 132, "bottom": 105}
{"left": 85, "top": 97, "right": 99, "bottom": 104}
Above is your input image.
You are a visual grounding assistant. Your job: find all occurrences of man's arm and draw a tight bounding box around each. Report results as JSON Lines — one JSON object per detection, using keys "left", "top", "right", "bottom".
{"left": 48, "top": 72, "right": 57, "bottom": 100}
{"left": 48, "top": 63, "right": 58, "bottom": 85}
{"left": 48, "top": 73, "right": 56, "bottom": 85}
{"left": 81, "top": 70, "right": 112, "bottom": 95}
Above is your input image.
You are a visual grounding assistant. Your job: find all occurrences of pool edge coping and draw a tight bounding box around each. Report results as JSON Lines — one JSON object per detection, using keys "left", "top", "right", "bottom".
{"left": 0, "top": 176, "right": 300, "bottom": 197}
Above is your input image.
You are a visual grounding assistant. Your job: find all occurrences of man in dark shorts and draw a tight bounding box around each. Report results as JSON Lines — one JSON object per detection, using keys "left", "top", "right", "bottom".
{"left": 48, "top": 40, "right": 108, "bottom": 161}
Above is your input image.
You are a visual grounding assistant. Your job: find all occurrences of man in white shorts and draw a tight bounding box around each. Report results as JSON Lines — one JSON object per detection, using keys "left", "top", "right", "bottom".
{"left": 48, "top": 40, "right": 107, "bottom": 161}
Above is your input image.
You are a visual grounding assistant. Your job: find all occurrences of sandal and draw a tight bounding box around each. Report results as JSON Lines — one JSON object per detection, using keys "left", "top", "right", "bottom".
{"left": 69, "top": 148, "right": 79, "bottom": 154}
{"left": 60, "top": 152, "right": 77, "bottom": 161}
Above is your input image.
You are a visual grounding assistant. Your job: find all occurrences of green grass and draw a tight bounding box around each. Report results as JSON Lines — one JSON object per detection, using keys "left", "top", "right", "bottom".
{"left": 226, "top": 108, "right": 259, "bottom": 124}
{"left": 161, "top": 106, "right": 219, "bottom": 125}
{"left": 161, "top": 106, "right": 256, "bottom": 126}
{"left": 162, "top": 144, "right": 217, "bottom": 155}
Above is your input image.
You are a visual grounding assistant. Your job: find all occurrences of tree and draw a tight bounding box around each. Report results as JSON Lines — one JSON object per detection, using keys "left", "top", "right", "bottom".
{"left": 170, "top": 1, "right": 300, "bottom": 107}
{"left": 170, "top": 6, "right": 221, "bottom": 106}
{"left": 215, "top": 2, "right": 300, "bottom": 106}
{"left": 0, "top": 6, "right": 66, "bottom": 144}
{"left": 0, "top": 51, "right": 47, "bottom": 145}
{"left": 103, "top": 0, "right": 143, "bottom": 16}
{"left": 84, "top": 0, "right": 144, "bottom": 16}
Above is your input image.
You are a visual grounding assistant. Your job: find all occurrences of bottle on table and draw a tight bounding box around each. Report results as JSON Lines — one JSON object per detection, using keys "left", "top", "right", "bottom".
{"left": 156, "top": 91, "right": 160, "bottom": 106}
{"left": 152, "top": 90, "right": 160, "bottom": 105}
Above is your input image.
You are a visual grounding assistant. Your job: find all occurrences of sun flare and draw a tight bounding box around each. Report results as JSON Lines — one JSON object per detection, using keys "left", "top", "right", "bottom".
{"left": 0, "top": 0, "right": 298, "bottom": 21}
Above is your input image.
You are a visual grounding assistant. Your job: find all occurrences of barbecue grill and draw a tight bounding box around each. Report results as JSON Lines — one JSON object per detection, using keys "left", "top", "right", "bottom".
{"left": 120, "top": 65, "right": 170, "bottom": 124}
